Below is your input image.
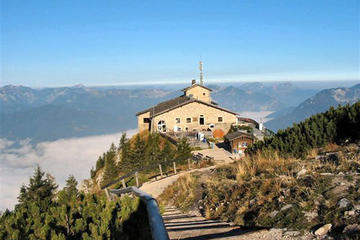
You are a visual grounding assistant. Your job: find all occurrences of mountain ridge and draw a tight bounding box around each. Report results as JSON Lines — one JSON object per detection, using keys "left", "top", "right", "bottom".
{"left": 265, "top": 83, "right": 360, "bottom": 131}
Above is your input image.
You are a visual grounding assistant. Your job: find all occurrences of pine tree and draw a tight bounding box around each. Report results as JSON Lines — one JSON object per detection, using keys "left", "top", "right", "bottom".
{"left": 58, "top": 175, "right": 78, "bottom": 205}
{"left": 95, "top": 156, "right": 104, "bottom": 171}
{"left": 175, "top": 138, "right": 192, "bottom": 163}
{"left": 130, "top": 134, "right": 146, "bottom": 170}
{"left": 108, "top": 142, "right": 117, "bottom": 159}
{"left": 160, "top": 140, "right": 175, "bottom": 163}
{"left": 145, "top": 133, "right": 161, "bottom": 166}
{"left": 119, "top": 134, "right": 132, "bottom": 171}
{"left": 18, "top": 165, "right": 58, "bottom": 209}
{"left": 102, "top": 156, "right": 118, "bottom": 187}
{"left": 118, "top": 133, "right": 127, "bottom": 151}
{"left": 65, "top": 175, "right": 78, "bottom": 197}
{"left": 90, "top": 167, "right": 96, "bottom": 178}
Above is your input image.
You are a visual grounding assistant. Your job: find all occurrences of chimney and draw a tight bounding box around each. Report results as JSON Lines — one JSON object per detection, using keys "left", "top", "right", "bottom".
{"left": 191, "top": 79, "right": 196, "bottom": 85}
{"left": 259, "top": 118, "right": 264, "bottom": 131}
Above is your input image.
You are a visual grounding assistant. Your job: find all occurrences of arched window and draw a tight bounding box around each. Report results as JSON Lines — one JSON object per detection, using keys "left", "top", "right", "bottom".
{"left": 157, "top": 120, "right": 166, "bottom": 132}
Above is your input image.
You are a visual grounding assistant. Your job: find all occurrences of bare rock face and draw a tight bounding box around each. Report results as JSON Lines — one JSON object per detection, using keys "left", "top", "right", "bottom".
{"left": 96, "top": 170, "right": 104, "bottom": 187}
{"left": 79, "top": 179, "right": 93, "bottom": 193}
{"left": 315, "top": 224, "right": 332, "bottom": 236}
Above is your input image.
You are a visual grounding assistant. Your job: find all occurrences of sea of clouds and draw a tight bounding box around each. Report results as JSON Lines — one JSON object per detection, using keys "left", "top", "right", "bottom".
{"left": 0, "top": 129, "right": 137, "bottom": 211}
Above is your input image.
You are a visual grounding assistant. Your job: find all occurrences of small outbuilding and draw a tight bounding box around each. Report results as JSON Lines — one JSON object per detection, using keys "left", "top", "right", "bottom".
{"left": 224, "top": 131, "right": 255, "bottom": 155}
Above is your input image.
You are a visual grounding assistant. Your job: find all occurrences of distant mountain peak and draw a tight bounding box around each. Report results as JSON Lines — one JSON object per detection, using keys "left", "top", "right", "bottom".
{"left": 265, "top": 84, "right": 360, "bottom": 132}
{"left": 351, "top": 83, "right": 360, "bottom": 89}
{"left": 72, "top": 84, "right": 86, "bottom": 88}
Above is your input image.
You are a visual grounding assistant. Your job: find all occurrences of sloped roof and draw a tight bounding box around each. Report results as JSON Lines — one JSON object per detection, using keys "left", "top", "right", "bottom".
{"left": 136, "top": 96, "right": 238, "bottom": 117}
{"left": 225, "top": 131, "right": 255, "bottom": 141}
{"left": 237, "top": 117, "right": 259, "bottom": 125}
{"left": 136, "top": 96, "right": 191, "bottom": 116}
{"left": 182, "top": 84, "right": 212, "bottom": 92}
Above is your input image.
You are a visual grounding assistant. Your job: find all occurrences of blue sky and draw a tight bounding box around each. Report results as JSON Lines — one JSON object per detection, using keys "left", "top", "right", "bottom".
{"left": 1, "top": 0, "right": 359, "bottom": 87}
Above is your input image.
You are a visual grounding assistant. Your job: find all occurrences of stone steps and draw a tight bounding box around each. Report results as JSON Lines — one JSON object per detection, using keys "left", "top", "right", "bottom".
{"left": 162, "top": 207, "right": 253, "bottom": 240}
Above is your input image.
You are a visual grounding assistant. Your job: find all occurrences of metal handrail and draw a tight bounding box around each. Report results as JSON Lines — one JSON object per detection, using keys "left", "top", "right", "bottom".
{"left": 109, "top": 187, "right": 169, "bottom": 240}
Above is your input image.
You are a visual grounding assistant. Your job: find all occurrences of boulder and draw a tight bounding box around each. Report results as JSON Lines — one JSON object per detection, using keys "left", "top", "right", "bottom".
{"left": 345, "top": 210, "right": 355, "bottom": 216}
{"left": 338, "top": 198, "right": 352, "bottom": 209}
{"left": 280, "top": 204, "right": 293, "bottom": 212}
{"left": 297, "top": 168, "right": 307, "bottom": 177}
{"left": 269, "top": 210, "right": 279, "bottom": 218}
{"left": 315, "top": 223, "right": 332, "bottom": 236}
{"left": 320, "top": 172, "right": 334, "bottom": 176}
{"left": 323, "top": 152, "right": 340, "bottom": 166}
{"left": 343, "top": 224, "right": 360, "bottom": 235}
{"left": 283, "top": 230, "right": 301, "bottom": 237}
{"left": 304, "top": 210, "right": 318, "bottom": 222}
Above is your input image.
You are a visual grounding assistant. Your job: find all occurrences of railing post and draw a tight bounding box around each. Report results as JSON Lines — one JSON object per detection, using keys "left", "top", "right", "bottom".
{"left": 188, "top": 158, "right": 191, "bottom": 170}
{"left": 159, "top": 164, "right": 163, "bottom": 177}
{"left": 173, "top": 162, "right": 177, "bottom": 174}
{"left": 122, "top": 179, "right": 126, "bottom": 188}
{"left": 135, "top": 171, "right": 139, "bottom": 187}
{"left": 104, "top": 188, "right": 110, "bottom": 200}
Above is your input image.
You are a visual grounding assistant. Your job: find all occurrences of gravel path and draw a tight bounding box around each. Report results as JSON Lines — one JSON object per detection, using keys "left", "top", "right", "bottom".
{"left": 140, "top": 166, "right": 215, "bottom": 198}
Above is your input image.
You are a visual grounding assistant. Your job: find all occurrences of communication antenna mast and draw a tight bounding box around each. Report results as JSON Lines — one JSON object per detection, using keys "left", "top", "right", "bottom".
{"left": 199, "top": 61, "right": 204, "bottom": 85}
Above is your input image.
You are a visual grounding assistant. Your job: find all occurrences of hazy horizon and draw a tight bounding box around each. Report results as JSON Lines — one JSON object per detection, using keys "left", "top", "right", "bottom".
{"left": 2, "top": 79, "right": 359, "bottom": 90}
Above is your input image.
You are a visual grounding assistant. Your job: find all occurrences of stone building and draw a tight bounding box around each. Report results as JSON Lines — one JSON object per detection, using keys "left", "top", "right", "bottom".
{"left": 136, "top": 80, "right": 238, "bottom": 134}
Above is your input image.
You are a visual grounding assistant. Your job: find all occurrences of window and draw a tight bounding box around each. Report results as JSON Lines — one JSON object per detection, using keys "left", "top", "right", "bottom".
{"left": 186, "top": 117, "right": 191, "bottom": 123}
{"left": 218, "top": 117, "right": 223, "bottom": 122}
{"left": 203, "top": 92, "right": 206, "bottom": 96}
{"left": 175, "top": 118, "right": 180, "bottom": 124}
{"left": 199, "top": 115, "right": 205, "bottom": 125}
{"left": 143, "top": 118, "right": 150, "bottom": 123}
{"left": 158, "top": 120, "right": 166, "bottom": 132}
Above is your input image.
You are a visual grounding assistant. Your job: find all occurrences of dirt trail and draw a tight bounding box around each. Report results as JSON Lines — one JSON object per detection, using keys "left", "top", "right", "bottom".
{"left": 140, "top": 167, "right": 303, "bottom": 239}
{"left": 140, "top": 166, "right": 215, "bottom": 198}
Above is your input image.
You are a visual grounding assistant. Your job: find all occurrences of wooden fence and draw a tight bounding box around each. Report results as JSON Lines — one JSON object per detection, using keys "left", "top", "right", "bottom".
{"left": 101, "top": 153, "right": 214, "bottom": 190}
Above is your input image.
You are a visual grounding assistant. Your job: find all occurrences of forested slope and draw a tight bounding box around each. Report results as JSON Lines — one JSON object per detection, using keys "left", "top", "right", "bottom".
{"left": 0, "top": 167, "right": 151, "bottom": 240}
{"left": 248, "top": 101, "right": 360, "bottom": 158}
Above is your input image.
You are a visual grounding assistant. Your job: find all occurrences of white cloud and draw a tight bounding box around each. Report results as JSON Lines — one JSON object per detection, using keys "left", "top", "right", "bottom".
{"left": 0, "top": 129, "right": 137, "bottom": 211}
{"left": 0, "top": 138, "right": 15, "bottom": 149}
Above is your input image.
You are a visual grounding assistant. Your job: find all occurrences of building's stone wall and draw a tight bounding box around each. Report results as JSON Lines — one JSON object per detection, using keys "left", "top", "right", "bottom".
{"left": 151, "top": 101, "right": 236, "bottom": 133}
{"left": 185, "top": 86, "right": 211, "bottom": 103}
{"left": 137, "top": 111, "right": 151, "bottom": 132}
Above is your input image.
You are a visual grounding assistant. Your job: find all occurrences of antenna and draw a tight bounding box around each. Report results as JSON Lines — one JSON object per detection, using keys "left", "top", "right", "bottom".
{"left": 199, "top": 61, "right": 204, "bottom": 85}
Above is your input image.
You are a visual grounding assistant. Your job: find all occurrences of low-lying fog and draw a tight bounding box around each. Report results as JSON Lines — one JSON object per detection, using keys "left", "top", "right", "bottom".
{"left": 0, "top": 112, "right": 273, "bottom": 211}
{"left": 0, "top": 130, "right": 137, "bottom": 211}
